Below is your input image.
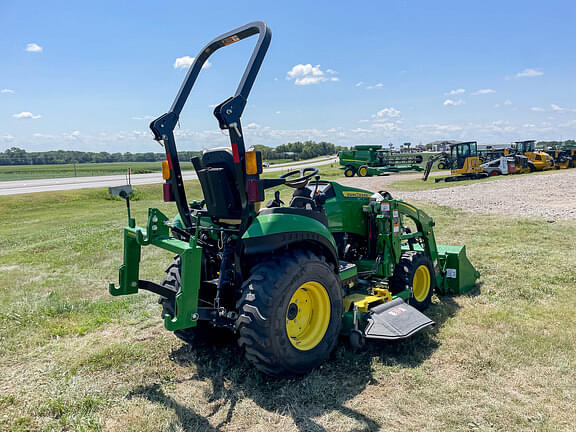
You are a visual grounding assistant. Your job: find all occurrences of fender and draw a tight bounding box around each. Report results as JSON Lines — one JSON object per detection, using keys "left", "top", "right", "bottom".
{"left": 242, "top": 211, "right": 339, "bottom": 269}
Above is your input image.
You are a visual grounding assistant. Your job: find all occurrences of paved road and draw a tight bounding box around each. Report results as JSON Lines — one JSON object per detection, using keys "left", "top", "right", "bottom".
{"left": 0, "top": 157, "right": 338, "bottom": 196}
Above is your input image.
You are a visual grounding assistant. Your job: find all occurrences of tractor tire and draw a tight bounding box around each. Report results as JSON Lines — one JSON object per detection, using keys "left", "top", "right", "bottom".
{"left": 389, "top": 251, "right": 435, "bottom": 310}
{"left": 159, "top": 258, "right": 234, "bottom": 346}
{"left": 489, "top": 170, "right": 499, "bottom": 177}
{"left": 528, "top": 162, "right": 536, "bottom": 173}
{"left": 357, "top": 165, "right": 369, "bottom": 177}
{"left": 415, "top": 155, "right": 424, "bottom": 164}
{"left": 235, "top": 250, "right": 343, "bottom": 377}
{"left": 437, "top": 162, "right": 445, "bottom": 170}
{"left": 344, "top": 166, "right": 356, "bottom": 177}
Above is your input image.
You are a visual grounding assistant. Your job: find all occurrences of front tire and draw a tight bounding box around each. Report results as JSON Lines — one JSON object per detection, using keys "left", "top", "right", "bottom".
{"left": 236, "top": 250, "right": 343, "bottom": 377}
{"left": 389, "top": 251, "right": 435, "bottom": 310}
{"left": 357, "top": 165, "right": 369, "bottom": 177}
{"left": 344, "top": 166, "right": 356, "bottom": 177}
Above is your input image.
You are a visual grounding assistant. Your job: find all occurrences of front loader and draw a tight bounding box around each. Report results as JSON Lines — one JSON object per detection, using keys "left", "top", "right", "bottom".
{"left": 109, "top": 22, "right": 480, "bottom": 377}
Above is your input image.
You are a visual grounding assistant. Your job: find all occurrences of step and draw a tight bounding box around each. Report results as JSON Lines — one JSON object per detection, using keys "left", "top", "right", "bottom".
{"left": 364, "top": 298, "right": 434, "bottom": 340}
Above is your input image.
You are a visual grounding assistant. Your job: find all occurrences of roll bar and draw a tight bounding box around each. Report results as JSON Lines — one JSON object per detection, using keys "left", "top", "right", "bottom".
{"left": 150, "top": 21, "right": 272, "bottom": 229}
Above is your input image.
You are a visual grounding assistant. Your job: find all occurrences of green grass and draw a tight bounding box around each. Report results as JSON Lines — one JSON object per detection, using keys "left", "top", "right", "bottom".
{"left": 0, "top": 156, "right": 336, "bottom": 181}
{"left": 0, "top": 173, "right": 575, "bottom": 431}
{"left": 0, "top": 162, "right": 175, "bottom": 181}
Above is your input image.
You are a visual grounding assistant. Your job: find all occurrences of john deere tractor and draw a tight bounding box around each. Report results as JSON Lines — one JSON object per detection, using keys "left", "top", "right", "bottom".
{"left": 109, "top": 22, "right": 479, "bottom": 377}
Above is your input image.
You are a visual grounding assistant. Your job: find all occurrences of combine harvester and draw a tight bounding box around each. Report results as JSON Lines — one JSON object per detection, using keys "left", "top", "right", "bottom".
{"left": 339, "top": 145, "right": 424, "bottom": 177}
{"left": 108, "top": 22, "right": 480, "bottom": 377}
{"left": 423, "top": 141, "right": 488, "bottom": 182}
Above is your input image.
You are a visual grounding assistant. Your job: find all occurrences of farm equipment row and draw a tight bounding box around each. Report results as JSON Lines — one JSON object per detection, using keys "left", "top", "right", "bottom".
{"left": 108, "top": 22, "right": 480, "bottom": 377}
{"left": 423, "top": 140, "right": 574, "bottom": 183}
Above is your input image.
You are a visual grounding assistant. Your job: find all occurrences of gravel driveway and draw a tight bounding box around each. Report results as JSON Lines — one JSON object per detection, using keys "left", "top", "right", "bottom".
{"left": 339, "top": 170, "right": 576, "bottom": 220}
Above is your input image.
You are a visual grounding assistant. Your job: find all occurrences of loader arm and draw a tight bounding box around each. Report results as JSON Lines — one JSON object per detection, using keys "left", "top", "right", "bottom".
{"left": 396, "top": 201, "right": 443, "bottom": 287}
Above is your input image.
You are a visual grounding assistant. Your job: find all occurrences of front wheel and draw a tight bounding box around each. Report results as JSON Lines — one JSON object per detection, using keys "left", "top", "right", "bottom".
{"left": 236, "top": 250, "right": 343, "bottom": 377}
{"left": 357, "top": 165, "right": 369, "bottom": 177}
{"left": 437, "top": 162, "right": 445, "bottom": 170}
{"left": 344, "top": 166, "right": 356, "bottom": 177}
{"left": 389, "top": 251, "right": 435, "bottom": 310}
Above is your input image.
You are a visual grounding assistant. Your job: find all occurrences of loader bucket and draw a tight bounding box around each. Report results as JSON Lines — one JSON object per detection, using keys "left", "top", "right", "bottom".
{"left": 436, "top": 245, "right": 480, "bottom": 295}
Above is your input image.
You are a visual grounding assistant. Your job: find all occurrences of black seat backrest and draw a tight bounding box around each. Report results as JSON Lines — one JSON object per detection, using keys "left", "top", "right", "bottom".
{"left": 193, "top": 148, "right": 242, "bottom": 219}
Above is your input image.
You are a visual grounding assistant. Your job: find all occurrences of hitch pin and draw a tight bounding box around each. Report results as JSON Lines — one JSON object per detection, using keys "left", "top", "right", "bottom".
{"left": 229, "top": 122, "right": 242, "bottom": 138}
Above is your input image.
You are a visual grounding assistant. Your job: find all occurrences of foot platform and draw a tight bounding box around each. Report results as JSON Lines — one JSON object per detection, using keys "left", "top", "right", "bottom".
{"left": 364, "top": 298, "right": 434, "bottom": 340}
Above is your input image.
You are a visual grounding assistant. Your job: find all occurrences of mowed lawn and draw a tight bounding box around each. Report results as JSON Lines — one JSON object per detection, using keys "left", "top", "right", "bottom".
{"left": 0, "top": 176, "right": 575, "bottom": 431}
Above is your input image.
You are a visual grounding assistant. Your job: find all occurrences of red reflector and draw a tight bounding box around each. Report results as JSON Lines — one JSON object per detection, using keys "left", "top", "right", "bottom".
{"left": 231, "top": 143, "right": 240, "bottom": 163}
{"left": 163, "top": 183, "right": 174, "bottom": 202}
{"left": 247, "top": 179, "right": 259, "bottom": 202}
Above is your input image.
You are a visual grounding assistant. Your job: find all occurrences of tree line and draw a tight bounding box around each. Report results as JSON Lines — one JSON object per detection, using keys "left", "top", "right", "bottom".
{"left": 0, "top": 141, "right": 343, "bottom": 165}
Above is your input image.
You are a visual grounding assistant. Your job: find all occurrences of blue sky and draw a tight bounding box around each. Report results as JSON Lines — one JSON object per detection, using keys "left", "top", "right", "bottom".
{"left": 1, "top": 0, "right": 575, "bottom": 152}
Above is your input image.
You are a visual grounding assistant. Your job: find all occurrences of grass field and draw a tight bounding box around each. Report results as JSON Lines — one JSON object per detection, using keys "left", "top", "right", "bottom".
{"left": 0, "top": 170, "right": 575, "bottom": 431}
{"left": 0, "top": 158, "right": 318, "bottom": 182}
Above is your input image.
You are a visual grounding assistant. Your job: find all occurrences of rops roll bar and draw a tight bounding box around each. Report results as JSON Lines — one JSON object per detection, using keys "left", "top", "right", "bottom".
{"left": 150, "top": 21, "right": 272, "bottom": 229}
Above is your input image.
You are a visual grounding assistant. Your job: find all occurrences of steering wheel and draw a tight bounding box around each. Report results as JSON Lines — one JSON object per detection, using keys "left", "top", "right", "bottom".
{"left": 280, "top": 167, "right": 319, "bottom": 188}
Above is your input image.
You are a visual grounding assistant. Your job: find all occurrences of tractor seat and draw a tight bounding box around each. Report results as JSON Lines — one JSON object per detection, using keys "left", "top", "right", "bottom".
{"left": 192, "top": 148, "right": 241, "bottom": 220}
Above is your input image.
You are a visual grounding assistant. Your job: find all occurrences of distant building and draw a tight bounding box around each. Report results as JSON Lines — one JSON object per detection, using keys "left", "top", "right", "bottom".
{"left": 425, "top": 140, "right": 461, "bottom": 152}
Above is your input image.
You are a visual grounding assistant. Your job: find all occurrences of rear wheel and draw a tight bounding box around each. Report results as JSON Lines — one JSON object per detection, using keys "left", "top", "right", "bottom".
{"left": 344, "top": 166, "right": 356, "bottom": 177}
{"left": 489, "top": 170, "right": 499, "bottom": 176}
{"left": 159, "top": 258, "right": 234, "bottom": 346}
{"left": 357, "top": 165, "right": 369, "bottom": 177}
{"left": 389, "top": 251, "right": 435, "bottom": 310}
{"left": 236, "top": 250, "right": 343, "bottom": 377}
{"left": 437, "top": 162, "right": 445, "bottom": 170}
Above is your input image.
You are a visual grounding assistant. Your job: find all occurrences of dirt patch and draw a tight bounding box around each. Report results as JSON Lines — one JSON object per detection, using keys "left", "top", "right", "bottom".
{"left": 340, "top": 170, "right": 576, "bottom": 220}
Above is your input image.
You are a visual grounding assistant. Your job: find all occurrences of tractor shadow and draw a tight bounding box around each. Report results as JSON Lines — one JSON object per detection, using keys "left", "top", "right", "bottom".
{"left": 129, "top": 289, "right": 478, "bottom": 431}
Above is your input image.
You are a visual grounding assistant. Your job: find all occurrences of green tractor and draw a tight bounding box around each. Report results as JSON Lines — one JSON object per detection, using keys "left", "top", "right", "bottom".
{"left": 109, "top": 22, "right": 480, "bottom": 377}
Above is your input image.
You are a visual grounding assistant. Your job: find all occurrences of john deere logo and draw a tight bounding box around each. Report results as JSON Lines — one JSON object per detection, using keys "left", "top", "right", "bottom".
{"left": 342, "top": 191, "right": 372, "bottom": 198}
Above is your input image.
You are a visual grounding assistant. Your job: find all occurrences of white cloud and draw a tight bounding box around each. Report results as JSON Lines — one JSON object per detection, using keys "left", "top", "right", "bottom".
{"left": 12, "top": 111, "right": 42, "bottom": 119}
{"left": 326, "top": 68, "right": 337, "bottom": 75}
{"left": 355, "top": 81, "right": 364, "bottom": 87}
{"left": 275, "top": 111, "right": 281, "bottom": 114}
{"left": 443, "top": 99, "right": 464, "bottom": 106}
{"left": 131, "top": 115, "right": 155, "bottom": 120}
{"left": 173, "top": 56, "right": 212, "bottom": 69}
{"left": 445, "top": 88, "right": 466, "bottom": 96}
{"left": 286, "top": 64, "right": 339, "bottom": 85}
{"left": 25, "top": 43, "right": 43, "bottom": 52}
{"left": 515, "top": 68, "right": 543, "bottom": 78}
{"left": 472, "top": 89, "right": 496, "bottom": 95}
{"left": 372, "top": 107, "right": 401, "bottom": 120}
{"left": 0, "top": 134, "right": 15, "bottom": 142}
{"left": 531, "top": 107, "right": 545, "bottom": 112}
{"left": 1, "top": 89, "right": 15, "bottom": 94}
{"left": 504, "top": 100, "right": 512, "bottom": 105}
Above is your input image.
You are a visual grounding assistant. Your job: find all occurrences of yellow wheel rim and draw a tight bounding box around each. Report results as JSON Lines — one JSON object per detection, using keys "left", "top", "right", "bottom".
{"left": 286, "top": 281, "right": 331, "bottom": 351}
{"left": 359, "top": 167, "right": 367, "bottom": 176}
{"left": 412, "top": 265, "right": 431, "bottom": 302}
{"left": 345, "top": 169, "right": 354, "bottom": 177}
